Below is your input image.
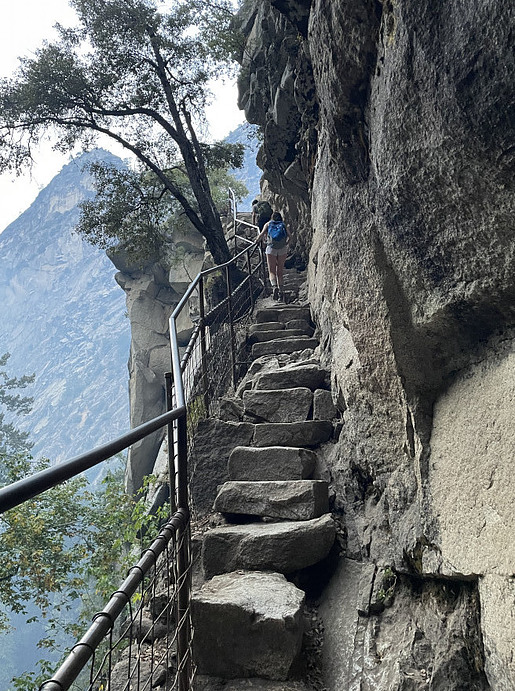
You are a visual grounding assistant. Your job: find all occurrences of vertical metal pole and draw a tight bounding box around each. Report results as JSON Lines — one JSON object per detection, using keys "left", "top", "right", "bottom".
{"left": 246, "top": 248, "right": 254, "bottom": 312}
{"left": 165, "top": 372, "right": 177, "bottom": 515}
{"left": 198, "top": 278, "right": 210, "bottom": 417}
{"left": 225, "top": 264, "right": 237, "bottom": 389}
{"left": 176, "top": 412, "right": 191, "bottom": 691}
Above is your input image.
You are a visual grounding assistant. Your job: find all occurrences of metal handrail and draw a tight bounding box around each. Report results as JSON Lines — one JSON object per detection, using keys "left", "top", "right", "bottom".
{"left": 0, "top": 198, "right": 263, "bottom": 691}
{"left": 0, "top": 407, "right": 184, "bottom": 514}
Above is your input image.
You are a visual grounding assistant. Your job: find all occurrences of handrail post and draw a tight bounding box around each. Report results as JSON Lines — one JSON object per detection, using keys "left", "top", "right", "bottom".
{"left": 165, "top": 372, "right": 177, "bottom": 515}
{"left": 198, "top": 278, "right": 210, "bottom": 416}
{"left": 225, "top": 264, "right": 237, "bottom": 389}
{"left": 176, "top": 411, "right": 191, "bottom": 691}
{"left": 246, "top": 248, "right": 254, "bottom": 312}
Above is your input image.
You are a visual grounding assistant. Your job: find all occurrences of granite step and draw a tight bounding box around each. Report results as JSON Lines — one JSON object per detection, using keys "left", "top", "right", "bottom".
{"left": 228, "top": 446, "right": 317, "bottom": 482}
{"left": 214, "top": 480, "right": 329, "bottom": 521}
{"left": 202, "top": 514, "right": 336, "bottom": 578}
{"left": 248, "top": 328, "right": 314, "bottom": 344}
{"left": 192, "top": 571, "right": 305, "bottom": 680}
{"left": 251, "top": 336, "right": 319, "bottom": 359}
{"left": 253, "top": 420, "right": 333, "bottom": 448}
{"left": 255, "top": 306, "right": 312, "bottom": 324}
{"left": 243, "top": 387, "right": 313, "bottom": 423}
{"left": 249, "top": 322, "right": 286, "bottom": 334}
{"left": 252, "top": 363, "right": 330, "bottom": 391}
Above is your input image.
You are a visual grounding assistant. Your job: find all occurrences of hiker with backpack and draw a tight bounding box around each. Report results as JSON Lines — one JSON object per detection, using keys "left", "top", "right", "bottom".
{"left": 257, "top": 211, "right": 291, "bottom": 301}
{"left": 252, "top": 198, "right": 273, "bottom": 231}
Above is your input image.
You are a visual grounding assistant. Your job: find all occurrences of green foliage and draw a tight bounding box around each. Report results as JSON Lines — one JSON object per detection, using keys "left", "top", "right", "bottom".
{"left": 77, "top": 157, "right": 248, "bottom": 264}
{"left": 0, "top": 353, "right": 34, "bottom": 464}
{"left": 0, "top": 0, "right": 245, "bottom": 264}
{"left": 0, "top": 452, "right": 168, "bottom": 687}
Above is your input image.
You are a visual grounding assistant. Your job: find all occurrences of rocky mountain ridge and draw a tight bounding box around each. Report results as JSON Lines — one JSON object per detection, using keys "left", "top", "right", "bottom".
{"left": 0, "top": 150, "right": 130, "bottom": 468}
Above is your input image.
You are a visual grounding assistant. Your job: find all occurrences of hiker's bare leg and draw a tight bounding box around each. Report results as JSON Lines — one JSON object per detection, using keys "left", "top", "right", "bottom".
{"left": 276, "top": 253, "right": 287, "bottom": 290}
{"left": 266, "top": 253, "right": 278, "bottom": 288}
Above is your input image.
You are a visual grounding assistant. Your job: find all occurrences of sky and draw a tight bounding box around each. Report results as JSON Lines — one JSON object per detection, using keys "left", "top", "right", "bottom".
{"left": 0, "top": 0, "right": 245, "bottom": 232}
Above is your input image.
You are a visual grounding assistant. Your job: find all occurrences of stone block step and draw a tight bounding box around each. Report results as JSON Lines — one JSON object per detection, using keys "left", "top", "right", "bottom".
{"left": 248, "top": 328, "right": 313, "bottom": 344}
{"left": 255, "top": 306, "right": 312, "bottom": 324}
{"left": 214, "top": 480, "right": 329, "bottom": 520}
{"left": 252, "top": 363, "right": 329, "bottom": 391}
{"left": 251, "top": 336, "right": 319, "bottom": 359}
{"left": 249, "top": 322, "right": 286, "bottom": 334}
{"left": 192, "top": 570, "right": 304, "bottom": 680}
{"left": 202, "top": 514, "right": 335, "bottom": 578}
{"left": 253, "top": 420, "right": 333, "bottom": 448}
{"left": 228, "top": 446, "right": 317, "bottom": 481}
{"left": 243, "top": 387, "right": 313, "bottom": 423}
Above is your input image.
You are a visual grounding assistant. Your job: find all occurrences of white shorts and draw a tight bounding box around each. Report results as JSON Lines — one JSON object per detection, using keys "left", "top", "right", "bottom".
{"left": 265, "top": 245, "right": 288, "bottom": 257}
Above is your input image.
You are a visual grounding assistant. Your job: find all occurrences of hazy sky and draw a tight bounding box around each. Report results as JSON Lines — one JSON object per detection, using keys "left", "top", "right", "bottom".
{"left": 0, "top": 0, "right": 245, "bottom": 232}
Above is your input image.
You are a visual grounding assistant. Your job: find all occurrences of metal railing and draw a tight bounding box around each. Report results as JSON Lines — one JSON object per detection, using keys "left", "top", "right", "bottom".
{"left": 0, "top": 201, "right": 262, "bottom": 691}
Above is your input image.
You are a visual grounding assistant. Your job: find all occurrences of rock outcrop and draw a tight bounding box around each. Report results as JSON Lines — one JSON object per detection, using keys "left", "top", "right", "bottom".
{"left": 236, "top": 0, "right": 514, "bottom": 687}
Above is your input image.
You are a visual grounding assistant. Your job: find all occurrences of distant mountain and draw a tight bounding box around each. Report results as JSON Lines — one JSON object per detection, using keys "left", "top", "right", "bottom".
{"left": 226, "top": 123, "right": 261, "bottom": 211}
{"left": 0, "top": 150, "right": 131, "bottom": 467}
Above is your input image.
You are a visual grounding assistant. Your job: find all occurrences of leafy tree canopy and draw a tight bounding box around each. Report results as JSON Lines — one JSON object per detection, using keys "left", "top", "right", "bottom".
{"left": 0, "top": 452, "right": 166, "bottom": 687}
{"left": 0, "top": 0, "right": 245, "bottom": 265}
{"left": 77, "top": 153, "right": 248, "bottom": 263}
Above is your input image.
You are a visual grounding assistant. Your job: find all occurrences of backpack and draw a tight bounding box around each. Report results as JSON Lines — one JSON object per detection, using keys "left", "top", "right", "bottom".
{"left": 267, "top": 220, "right": 287, "bottom": 248}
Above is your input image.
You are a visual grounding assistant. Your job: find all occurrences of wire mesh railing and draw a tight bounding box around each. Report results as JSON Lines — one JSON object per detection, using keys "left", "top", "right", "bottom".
{"left": 0, "top": 194, "right": 263, "bottom": 691}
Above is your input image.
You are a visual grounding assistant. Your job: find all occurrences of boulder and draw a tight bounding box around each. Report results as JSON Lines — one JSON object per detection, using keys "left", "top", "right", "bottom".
{"left": 214, "top": 480, "right": 329, "bottom": 520}
{"left": 243, "top": 387, "right": 313, "bottom": 422}
{"left": 192, "top": 571, "right": 304, "bottom": 680}
{"left": 251, "top": 337, "right": 319, "bottom": 359}
{"left": 253, "top": 364, "right": 329, "bottom": 391}
{"left": 228, "top": 445, "right": 317, "bottom": 481}
{"left": 202, "top": 514, "right": 336, "bottom": 577}
{"left": 253, "top": 420, "right": 333, "bottom": 448}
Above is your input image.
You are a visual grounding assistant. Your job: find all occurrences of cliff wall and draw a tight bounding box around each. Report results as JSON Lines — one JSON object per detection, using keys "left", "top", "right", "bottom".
{"left": 236, "top": 0, "right": 515, "bottom": 687}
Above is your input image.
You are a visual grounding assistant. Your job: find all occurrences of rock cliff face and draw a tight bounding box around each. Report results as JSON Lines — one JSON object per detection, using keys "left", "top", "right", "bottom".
{"left": 236, "top": 0, "right": 514, "bottom": 688}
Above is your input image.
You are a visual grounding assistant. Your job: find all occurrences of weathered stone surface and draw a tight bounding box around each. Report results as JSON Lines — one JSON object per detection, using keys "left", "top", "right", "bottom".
{"left": 255, "top": 307, "right": 312, "bottom": 324}
{"left": 479, "top": 575, "right": 515, "bottom": 689}
{"left": 243, "top": 387, "right": 313, "bottom": 422}
{"left": 320, "top": 559, "right": 488, "bottom": 691}
{"left": 228, "top": 445, "right": 317, "bottom": 481}
{"left": 249, "top": 328, "right": 312, "bottom": 344}
{"left": 253, "top": 420, "right": 333, "bottom": 448}
{"left": 192, "top": 571, "right": 304, "bottom": 680}
{"left": 249, "top": 321, "right": 285, "bottom": 334}
{"left": 428, "top": 350, "right": 515, "bottom": 578}
{"left": 109, "top": 646, "right": 173, "bottom": 691}
{"left": 189, "top": 419, "right": 255, "bottom": 514}
{"left": 251, "top": 337, "right": 319, "bottom": 359}
{"left": 313, "top": 389, "right": 337, "bottom": 421}
{"left": 214, "top": 480, "right": 329, "bottom": 520}
{"left": 195, "top": 677, "right": 312, "bottom": 691}
{"left": 202, "top": 514, "right": 336, "bottom": 578}
{"left": 217, "top": 395, "right": 245, "bottom": 422}
{"left": 285, "top": 319, "right": 313, "bottom": 334}
{"left": 253, "top": 364, "right": 329, "bottom": 391}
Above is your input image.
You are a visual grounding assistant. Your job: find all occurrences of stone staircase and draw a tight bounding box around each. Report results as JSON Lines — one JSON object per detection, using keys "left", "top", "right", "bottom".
{"left": 192, "top": 284, "right": 338, "bottom": 689}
